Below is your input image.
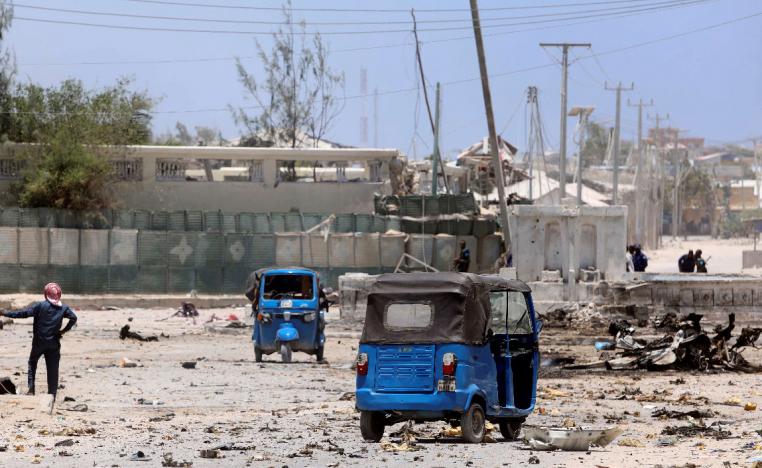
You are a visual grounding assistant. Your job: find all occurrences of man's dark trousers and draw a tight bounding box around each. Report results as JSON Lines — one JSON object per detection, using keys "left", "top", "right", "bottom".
{"left": 28, "top": 339, "right": 60, "bottom": 395}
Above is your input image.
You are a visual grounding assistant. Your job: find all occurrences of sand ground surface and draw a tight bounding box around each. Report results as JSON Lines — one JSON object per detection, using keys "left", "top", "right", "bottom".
{"left": 643, "top": 236, "right": 756, "bottom": 274}
{"left": 1, "top": 305, "right": 761, "bottom": 468}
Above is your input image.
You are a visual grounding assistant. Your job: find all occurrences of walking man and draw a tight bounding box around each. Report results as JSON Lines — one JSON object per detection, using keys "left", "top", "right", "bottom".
{"left": 632, "top": 245, "right": 648, "bottom": 272}
{"left": 0, "top": 283, "right": 77, "bottom": 396}
{"left": 453, "top": 240, "right": 471, "bottom": 273}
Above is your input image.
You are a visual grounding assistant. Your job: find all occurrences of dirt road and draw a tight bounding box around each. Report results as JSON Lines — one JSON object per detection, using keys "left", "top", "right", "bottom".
{"left": 1, "top": 307, "right": 760, "bottom": 467}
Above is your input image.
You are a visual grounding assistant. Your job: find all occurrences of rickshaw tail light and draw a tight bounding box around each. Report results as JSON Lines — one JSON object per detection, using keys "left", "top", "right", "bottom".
{"left": 442, "top": 353, "right": 457, "bottom": 376}
{"left": 356, "top": 353, "right": 369, "bottom": 376}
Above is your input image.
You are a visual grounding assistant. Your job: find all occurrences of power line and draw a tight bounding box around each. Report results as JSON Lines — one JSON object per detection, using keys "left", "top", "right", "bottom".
{"left": 12, "top": 0, "right": 714, "bottom": 36}
{"left": 120, "top": 0, "right": 669, "bottom": 14}
{"left": 18, "top": 0, "right": 715, "bottom": 66}
{"left": 12, "top": 0, "right": 705, "bottom": 26}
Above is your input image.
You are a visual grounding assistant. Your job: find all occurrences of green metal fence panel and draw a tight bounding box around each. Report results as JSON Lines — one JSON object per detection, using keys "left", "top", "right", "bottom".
{"left": 0, "top": 228, "right": 18, "bottom": 263}
{"left": 223, "top": 266, "right": 250, "bottom": 294}
{"left": 386, "top": 216, "right": 401, "bottom": 232}
{"left": 38, "top": 208, "right": 56, "bottom": 228}
{"left": 55, "top": 209, "right": 79, "bottom": 229}
{"left": 196, "top": 268, "right": 224, "bottom": 293}
{"left": 335, "top": 213, "right": 355, "bottom": 233}
{"left": 19, "top": 228, "right": 49, "bottom": 265}
{"left": 354, "top": 214, "right": 372, "bottom": 233}
{"left": 113, "top": 210, "right": 134, "bottom": 229}
{"left": 0, "top": 265, "right": 19, "bottom": 292}
{"left": 19, "top": 266, "right": 46, "bottom": 292}
{"left": 224, "top": 233, "right": 257, "bottom": 269}
{"left": 167, "top": 232, "right": 198, "bottom": 268}
{"left": 252, "top": 234, "right": 275, "bottom": 267}
{"left": 186, "top": 211, "right": 204, "bottom": 231}
{"left": 19, "top": 209, "right": 40, "bottom": 227}
{"left": 79, "top": 266, "right": 109, "bottom": 293}
{"left": 453, "top": 216, "right": 474, "bottom": 236}
{"left": 401, "top": 195, "right": 423, "bottom": 217}
{"left": 284, "top": 212, "right": 303, "bottom": 232}
{"left": 168, "top": 211, "right": 187, "bottom": 231}
{"left": 0, "top": 207, "right": 19, "bottom": 227}
{"left": 436, "top": 216, "right": 455, "bottom": 236}
{"left": 133, "top": 210, "right": 151, "bottom": 230}
{"left": 204, "top": 211, "right": 223, "bottom": 232}
{"left": 138, "top": 231, "right": 167, "bottom": 266}
{"left": 49, "top": 265, "right": 80, "bottom": 294}
{"left": 138, "top": 266, "right": 168, "bottom": 293}
{"left": 302, "top": 213, "right": 326, "bottom": 231}
{"left": 167, "top": 267, "right": 193, "bottom": 293}
{"left": 79, "top": 210, "right": 112, "bottom": 229}
{"left": 269, "top": 212, "right": 286, "bottom": 233}
{"left": 80, "top": 230, "right": 109, "bottom": 266}
{"left": 454, "top": 193, "right": 478, "bottom": 214}
{"left": 110, "top": 229, "right": 138, "bottom": 265}
{"left": 472, "top": 217, "right": 498, "bottom": 237}
{"left": 401, "top": 217, "right": 437, "bottom": 235}
{"left": 151, "top": 211, "right": 169, "bottom": 231}
{"left": 370, "top": 215, "right": 387, "bottom": 233}
{"left": 195, "top": 232, "right": 225, "bottom": 268}
{"left": 237, "top": 213, "right": 256, "bottom": 233}
{"left": 222, "top": 213, "right": 237, "bottom": 233}
{"left": 108, "top": 266, "right": 138, "bottom": 293}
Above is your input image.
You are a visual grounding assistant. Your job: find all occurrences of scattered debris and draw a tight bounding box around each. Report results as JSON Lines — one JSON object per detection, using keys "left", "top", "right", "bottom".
{"left": 162, "top": 453, "right": 192, "bottom": 467}
{"left": 381, "top": 421, "right": 422, "bottom": 452}
{"left": 617, "top": 438, "right": 645, "bottom": 447}
{"left": 745, "top": 402, "right": 757, "bottom": 411}
{"left": 199, "top": 449, "right": 220, "bottom": 459}
{"left": 53, "top": 427, "right": 96, "bottom": 437}
{"left": 528, "top": 455, "right": 540, "bottom": 464}
{"left": 539, "top": 303, "right": 603, "bottom": 329}
{"left": 662, "top": 422, "right": 731, "bottom": 439}
{"left": 119, "top": 357, "right": 138, "bottom": 368}
{"left": 130, "top": 450, "right": 151, "bottom": 461}
{"left": 0, "top": 376, "right": 16, "bottom": 394}
{"left": 523, "top": 426, "right": 623, "bottom": 451}
{"left": 652, "top": 408, "right": 714, "bottom": 420}
{"left": 136, "top": 398, "right": 163, "bottom": 406}
{"left": 120, "top": 325, "right": 158, "bottom": 342}
{"left": 181, "top": 361, "right": 196, "bottom": 370}
{"left": 54, "top": 439, "right": 74, "bottom": 447}
{"left": 177, "top": 303, "right": 199, "bottom": 318}
{"left": 338, "top": 391, "right": 354, "bottom": 401}
{"left": 149, "top": 413, "right": 175, "bottom": 422}
{"left": 62, "top": 403, "right": 88, "bottom": 412}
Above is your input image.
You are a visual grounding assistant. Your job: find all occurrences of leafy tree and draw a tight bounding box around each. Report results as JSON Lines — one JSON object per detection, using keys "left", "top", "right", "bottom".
{"left": 582, "top": 121, "right": 609, "bottom": 167}
{"left": 9, "top": 78, "right": 154, "bottom": 209}
{"left": 154, "top": 122, "right": 226, "bottom": 146}
{"left": 231, "top": 0, "right": 345, "bottom": 149}
{"left": 0, "top": 1, "right": 13, "bottom": 141}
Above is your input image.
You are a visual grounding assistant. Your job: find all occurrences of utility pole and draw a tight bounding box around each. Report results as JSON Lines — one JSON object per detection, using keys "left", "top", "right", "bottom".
{"left": 671, "top": 128, "right": 683, "bottom": 240}
{"left": 540, "top": 42, "right": 590, "bottom": 201}
{"left": 648, "top": 113, "right": 669, "bottom": 248}
{"left": 628, "top": 98, "right": 653, "bottom": 244}
{"left": 471, "top": 0, "right": 510, "bottom": 253}
{"left": 605, "top": 82, "right": 634, "bottom": 204}
{"left": 569, "top": 106, "right": 594, "bottom": 205}
{"left": 373, "top": 87, "right": 379, "bottom": 147}
{"left": 754, "top": 138, "right": 760, "bottom": 208}
{"left": 432, "top": 83, "right": 442, "bottom": 195}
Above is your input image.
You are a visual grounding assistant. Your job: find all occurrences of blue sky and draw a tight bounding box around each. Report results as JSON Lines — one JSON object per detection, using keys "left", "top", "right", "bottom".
{"left": 7, "top": 0, "right": 762, "bottom": 159}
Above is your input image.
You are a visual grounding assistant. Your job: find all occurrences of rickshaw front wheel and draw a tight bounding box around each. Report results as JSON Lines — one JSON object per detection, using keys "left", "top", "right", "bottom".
{"left": 360, "top": 411, "right": 385, "bottom": 442}
{"left": 499, "top": 418, "right": 523, "bottom": 441}
{"left": 316, "top": 345, "right": 324, "bottom": 362}
{"left": 254, "top": 346, "right": 262, "bottom": 363}
{"left": 460, "top": 402, "right": 486, "bottom": 443}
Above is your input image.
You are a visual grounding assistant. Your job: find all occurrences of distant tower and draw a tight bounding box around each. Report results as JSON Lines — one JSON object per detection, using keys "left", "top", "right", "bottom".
{"left": 360, "top": 67, "right": 368, "bottom": 146}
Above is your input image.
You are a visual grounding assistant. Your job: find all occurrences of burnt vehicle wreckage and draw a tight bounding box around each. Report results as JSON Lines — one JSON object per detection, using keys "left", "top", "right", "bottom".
{"left": 567, "top": 311, "right": 762, "bottom": 372}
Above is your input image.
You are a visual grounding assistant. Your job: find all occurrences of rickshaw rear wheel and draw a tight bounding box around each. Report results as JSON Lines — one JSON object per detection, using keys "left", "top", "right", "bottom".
{"left": 499, "top": 418, "right": 523, "bottom": 440}
{"left": 316, "top": 345, "right": 324, "bottom": 362}
{"left": 460, "top": 402, "right": 486, "bottom": 443}
{"left": 280, "top": 344, "right": 292, "bottom": 363}
{"left": 254, "top": 346, "right": 262, "bottom": 363}
{"left": 360, "top": 411, "right": 385, "bottom": 442}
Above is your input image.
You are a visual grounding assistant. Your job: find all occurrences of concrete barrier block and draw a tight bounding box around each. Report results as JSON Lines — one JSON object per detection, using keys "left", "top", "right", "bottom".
{"left": 679, "top": 289, "right": 694, "bottom": 306}
{"left": 0, "top": 227, "right": 18, "bottom": 263}
{"left": 80, "top": 230, "right": 109, "bottom": 266}
{"left": 274, "top": 233, "right": 302, "bottom": 266}
{"left": 329, "top": 233, "right": 356, "bottom": 268}
{"left": 49, "top": 229, "right": 79, "bottom": 266}
{"left": 104, "top": 230, "right": 137, "bottom": 267}
{"left": 541, "top": 270, "right": 562, "bottom": 282}
{"left": 693, "top": 289, "right": 713, "bottom": 307}
{"left": 753, "top": 289, "right": 762, "bottom": 306}
{"left": 714, "top": 288, "right": 734, "bottom": 306}
{"left": 379, "top": 233, "right": 406, "bottom": 268}
{"left": 19, "top": 228, "right": 49, "bottom": 265}
{"left": 733, "top": 288, "right": 753, "bottom": 306}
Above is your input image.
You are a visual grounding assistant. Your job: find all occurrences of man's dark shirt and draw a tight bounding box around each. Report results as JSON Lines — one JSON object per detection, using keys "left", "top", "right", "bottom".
{"left": 456, "top": 248, "right": 471, "bottom": 272}
{"left": 678, "top": 255, "right": 695, "bottom": 273}
{"left": 5, "top": 301, "right": 77, "bottom": 342}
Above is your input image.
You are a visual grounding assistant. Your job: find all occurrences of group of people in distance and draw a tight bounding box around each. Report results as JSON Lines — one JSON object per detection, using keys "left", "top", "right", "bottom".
{"left": 625, "top": 244, "right": 648, "bottom": 272}
{"left": 678, "top": 249, "right": 708, "bottom": 273}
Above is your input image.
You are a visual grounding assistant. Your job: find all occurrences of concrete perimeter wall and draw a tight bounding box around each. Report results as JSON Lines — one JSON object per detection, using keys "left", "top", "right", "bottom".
{"left": 0, "top": 228, "right": 501, "bottom": 293}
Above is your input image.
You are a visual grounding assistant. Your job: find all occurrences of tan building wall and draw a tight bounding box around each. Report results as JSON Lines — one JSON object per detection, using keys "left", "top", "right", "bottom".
{"left": 0, "top": 144, "right": 400, "bottom": 213}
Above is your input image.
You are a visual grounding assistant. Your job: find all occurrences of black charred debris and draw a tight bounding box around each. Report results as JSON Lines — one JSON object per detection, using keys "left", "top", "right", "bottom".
{"left": 570, "top": 313, "right": 761, "bottom": 372}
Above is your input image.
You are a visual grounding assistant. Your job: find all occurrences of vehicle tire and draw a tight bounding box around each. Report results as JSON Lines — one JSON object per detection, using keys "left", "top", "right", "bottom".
{"left": 360, "top": 411, "right": 385, "bottom": 442}
{"left": 460, "top": 402, "right": 486, "bottom": 443}
{"left": 280, "top": 344, "right": 292, "bottom": 363}
{"left": 316, "top": 345, "right": 324, "bottom": 362}
{"left": 499, "top": 418, "right": 523, "bottom": 441}
{"left": 254, "top": 346, "right": 263, "bottom": 363}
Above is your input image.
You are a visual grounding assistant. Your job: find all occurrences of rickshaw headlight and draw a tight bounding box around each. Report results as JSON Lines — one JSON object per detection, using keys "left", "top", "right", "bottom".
{"left": 303, "top": 312, "right": 316, "bottom": 322}
{"left": 356, "top": 353, "right": 369, "bottom": 376}
{"left": 442, "top": 353, "right": 457, "bottom": 376}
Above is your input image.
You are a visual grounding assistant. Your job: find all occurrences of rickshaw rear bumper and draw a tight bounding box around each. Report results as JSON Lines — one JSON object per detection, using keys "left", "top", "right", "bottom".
{"left": 355, "top": 387, "right": 472, "bottom": 414}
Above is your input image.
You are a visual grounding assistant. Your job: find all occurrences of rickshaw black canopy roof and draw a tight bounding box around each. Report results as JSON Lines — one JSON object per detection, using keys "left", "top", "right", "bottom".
{"left": 360, "top": 272, "right": 531, "bottom": 345}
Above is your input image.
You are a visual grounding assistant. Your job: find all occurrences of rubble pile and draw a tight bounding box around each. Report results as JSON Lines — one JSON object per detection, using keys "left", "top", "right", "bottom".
{"left": 571, "top": 313, "right": 762, "bottom": 372}
{"left": 540, "top": 303, "right": 605, "bottom": 329}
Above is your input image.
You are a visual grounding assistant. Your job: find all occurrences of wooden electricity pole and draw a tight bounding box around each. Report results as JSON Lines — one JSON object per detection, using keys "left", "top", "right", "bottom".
{"left": 628, "top": 98, "right": 653, "bottom": 245}
{"left": 605, "top": 82, "right": 634, "bottom": 204}
{"left": 470, "top": 0, "right": 510, "bottom": 253}
{"left": 540, "top": 42, "right": 590, "bottom": 200}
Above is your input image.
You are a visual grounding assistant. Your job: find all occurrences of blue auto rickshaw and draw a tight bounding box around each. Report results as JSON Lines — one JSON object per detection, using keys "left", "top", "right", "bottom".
{"left": 247, "top": 268, "right": 326, "bottom": 363}
{"left": 355, "top": 272, "right": 541, "bottom": 443}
